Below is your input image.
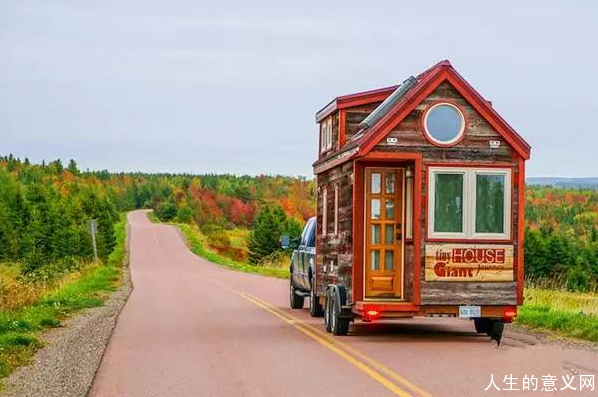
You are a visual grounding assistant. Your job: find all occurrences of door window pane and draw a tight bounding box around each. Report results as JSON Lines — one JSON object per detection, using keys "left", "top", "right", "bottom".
{"left": 371, "top": 250, "right": 380, "bottom": 270}
{"left": 385, "top": 224, "right": 394, "bottom": 244}
{"left": 385, "top": 172, "right": 395, "bottom": 194}
{"left": 385, "top": 199, "right": 395, "bottom": 219}
{"left": 371, "top": 225, "right": 380, "bottom": 244}
{"left": 434, "top": 173, "right": 463, "bottom": 233}
{"left": 476, "top": 174, "right": 505, "bottom": 233}
{"left": 371, "top": 199, "right": 381, "bottom": 219}
{"left": 385, "top": 250, "right": 394, "bottom": 271}
{"left": 371, "top": 173, "right": 381, "bottom": 194}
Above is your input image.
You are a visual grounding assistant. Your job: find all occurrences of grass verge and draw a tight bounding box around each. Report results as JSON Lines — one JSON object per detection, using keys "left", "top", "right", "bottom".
{"left": 0, "top": 213, "right": 128, "bottom": 389}
{"left": 148, "top": 212, "right": 288, "bottom": 279}
{"left": 516, "top": 287, "right": 598, "bottom": 343}
{"left": 176, "top": 223, "right": 288, "bottom": 279}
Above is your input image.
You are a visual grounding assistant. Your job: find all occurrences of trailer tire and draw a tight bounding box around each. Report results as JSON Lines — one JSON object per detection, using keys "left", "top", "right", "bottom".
{"left": 324, "top": 288, "right": 333, "bottom": 332}
{"left": 289, "top": 279, "right": 304, "bottom": 309}
{"left": 328, "top": 285, "right": 350, "bottom": 336}
{"left": 309, "top": 281, "right": 324, "bottom": 317}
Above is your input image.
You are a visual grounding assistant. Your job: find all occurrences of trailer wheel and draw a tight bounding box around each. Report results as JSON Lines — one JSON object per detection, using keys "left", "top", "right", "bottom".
{"left": 289, "top": 279, "right": 304, "bottom": 309}
{"left": 324, "top": 287, "right": 332, "bottom": 332}
{"left": 309, "top": 282, "right": 324, "bottom": 317}
{"left": 326, "top": 285, "right": 350, "bottom": 336}
{"left": 474, "top": 318, "right": 492, "bottom": 334}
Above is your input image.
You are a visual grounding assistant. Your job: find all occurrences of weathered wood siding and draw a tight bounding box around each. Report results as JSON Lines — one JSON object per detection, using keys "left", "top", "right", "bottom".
{"left": 374, "top": 81, "right": 519, "bottom": 305}
{"left": 345, "top": 103, "right": 382, "bottom": 141}
{"left": 374, "top": 82, "right": 514, "bottom": 161}
{"left": 316, "top": 161, "right": 354, "bottom": 300}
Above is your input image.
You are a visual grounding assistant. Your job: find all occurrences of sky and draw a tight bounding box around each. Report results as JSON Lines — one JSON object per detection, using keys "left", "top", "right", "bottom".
{"left": 1, "top": 1, "right": 597, "bottom": 177}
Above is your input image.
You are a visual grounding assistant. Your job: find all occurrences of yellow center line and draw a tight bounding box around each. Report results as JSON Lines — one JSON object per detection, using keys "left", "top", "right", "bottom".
{"left": 204, "top": 277, "right": 431, "bottom": 397}
{"left": 243, "top": 292, "right": 432, "bottom": 397}
{"left": 239, "top": 293, "right": 413, "bottom": 397}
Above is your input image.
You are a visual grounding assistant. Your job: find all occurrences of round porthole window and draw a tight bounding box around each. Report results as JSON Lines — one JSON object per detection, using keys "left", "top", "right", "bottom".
{"left": 423, "top": 103, "right": 465, "bottom": 145}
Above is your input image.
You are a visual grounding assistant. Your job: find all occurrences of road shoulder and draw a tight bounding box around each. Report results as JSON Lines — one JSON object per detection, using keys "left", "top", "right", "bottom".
{"left": 0, "top": 225, "right": 133, "bottom": 397}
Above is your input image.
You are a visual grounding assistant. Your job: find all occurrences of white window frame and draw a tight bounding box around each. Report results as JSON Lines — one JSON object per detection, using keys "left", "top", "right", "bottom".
{"left": 423, "top": 102, "right": 466, "bottom": 146}
{"left": 427, "top": 167, "right": 511, "bottom": 240}
{"left": 326, "top": 118, "right": 333, "bottom": 151}
{"left": 320, "top": 118, "right": 333, "bottom": 154}
{"left": 320, "top": 122, "right": 327, "bottom": 153}
{"left": 322, "top": 187, "right": 328, "bottom": 237}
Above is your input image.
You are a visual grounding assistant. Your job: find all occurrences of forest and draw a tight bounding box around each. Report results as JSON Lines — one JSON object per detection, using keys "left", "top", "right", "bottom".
{"left": 0, "top": 154, "right": 597, "bottom": 294}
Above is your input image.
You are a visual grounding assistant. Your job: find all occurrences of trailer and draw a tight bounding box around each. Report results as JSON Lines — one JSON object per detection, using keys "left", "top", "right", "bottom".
{"left": 308, "top": 60, "right": 531, "bottom": 344}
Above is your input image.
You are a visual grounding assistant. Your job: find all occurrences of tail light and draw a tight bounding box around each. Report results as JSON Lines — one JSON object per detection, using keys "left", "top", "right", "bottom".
{"left": 503, "top": 308, "right": 517, "bottom": 323}
{"left": 363, "top": 307, "right": 381, "bottom": 321}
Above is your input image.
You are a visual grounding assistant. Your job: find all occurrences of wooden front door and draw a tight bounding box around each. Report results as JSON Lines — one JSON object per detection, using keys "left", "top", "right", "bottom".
{"left": 365, "top": 168, "right": 404, "bottom": 298}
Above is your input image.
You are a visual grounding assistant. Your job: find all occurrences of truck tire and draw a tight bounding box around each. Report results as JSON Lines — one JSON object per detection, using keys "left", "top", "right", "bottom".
{"left": 289, "top": 279, "right": 304, "bottom": 309}
{"left": 474, "top": 318, "right": 491, "bottom": 334}
{"left": 309, "top": 281, "right": 324, "bottom": 317}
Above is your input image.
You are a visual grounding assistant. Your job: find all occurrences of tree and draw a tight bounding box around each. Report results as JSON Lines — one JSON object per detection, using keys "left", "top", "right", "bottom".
{"left": 247, "top": 205, "right": 302, "bottom": 264}
{"left": 67, "top": 159, "right": 79, "bottom": 175}
{"left": 156, "top": 201, "right": 177, "bottom": 221}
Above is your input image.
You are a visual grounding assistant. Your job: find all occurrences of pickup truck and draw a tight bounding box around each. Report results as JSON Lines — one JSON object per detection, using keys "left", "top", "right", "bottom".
{"left": 282, "top": 216, "right": 324, "bottom": 317}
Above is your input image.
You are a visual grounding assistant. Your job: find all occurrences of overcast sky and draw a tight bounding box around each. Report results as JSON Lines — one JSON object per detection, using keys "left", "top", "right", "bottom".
{"left": 1, "top": 1, "right": 597, "bottom": 177}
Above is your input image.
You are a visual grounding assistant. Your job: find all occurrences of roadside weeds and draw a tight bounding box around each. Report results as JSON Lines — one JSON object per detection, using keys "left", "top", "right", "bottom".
{"left": 0, "top": 213, "right": 132, "bottom": 396}
{"left": 148, "top": 212, "right": 289, "bottom": 279}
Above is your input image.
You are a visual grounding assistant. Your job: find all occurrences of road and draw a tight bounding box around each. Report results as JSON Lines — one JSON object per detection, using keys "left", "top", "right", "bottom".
{"left": 90, "top": 211, "right": 598, "bottom": 396}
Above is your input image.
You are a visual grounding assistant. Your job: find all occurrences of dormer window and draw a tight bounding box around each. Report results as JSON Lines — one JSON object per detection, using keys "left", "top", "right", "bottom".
{"left": 320, "top": 117, "right": 333, "bottom": 154}
{"left": 423, "top": 102, "right": 466, "bottom": 146}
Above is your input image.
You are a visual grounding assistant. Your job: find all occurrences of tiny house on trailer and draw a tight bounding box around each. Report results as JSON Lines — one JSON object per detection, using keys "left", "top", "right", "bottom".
{"left": 310, "top": 60, "right": 531, "bottom": 342}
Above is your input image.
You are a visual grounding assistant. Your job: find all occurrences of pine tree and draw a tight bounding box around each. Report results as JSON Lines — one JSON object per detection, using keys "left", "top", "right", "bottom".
{"left": 247, "top": 205, "right": 302, "bottom": 264}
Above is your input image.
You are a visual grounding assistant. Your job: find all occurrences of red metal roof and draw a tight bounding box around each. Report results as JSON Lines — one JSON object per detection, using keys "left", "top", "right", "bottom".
{"left": 313, "top": 60, "right": 531, "bottom": 173}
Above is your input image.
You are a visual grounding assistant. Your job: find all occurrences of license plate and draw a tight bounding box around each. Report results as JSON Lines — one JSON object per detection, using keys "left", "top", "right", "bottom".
{"left": 459, "top": 305, "right": 481, "bottom": 318}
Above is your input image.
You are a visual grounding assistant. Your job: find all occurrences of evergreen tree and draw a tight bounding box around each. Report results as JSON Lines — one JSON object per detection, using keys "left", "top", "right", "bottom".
{"left": 67, "top": 159, "right": 79, "bottom": 175}
{"left": 247, "top": 206, "right": 302, "bottom": 264}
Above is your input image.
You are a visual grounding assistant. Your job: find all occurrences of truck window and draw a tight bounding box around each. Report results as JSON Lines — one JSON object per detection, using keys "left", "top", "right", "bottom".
{"left": 300, "top": 220, "right": 311, "bottom": 245}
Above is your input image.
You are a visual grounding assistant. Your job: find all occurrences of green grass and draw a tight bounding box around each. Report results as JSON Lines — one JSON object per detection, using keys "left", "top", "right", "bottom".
{"left": 176, "top": 223, "right": 288, "bottom": 279}
{"left": 516, "top": 287, "right": 598, "bottom": 343}
{"left": 0, "top": 213, "right": 128, "bottom": 389}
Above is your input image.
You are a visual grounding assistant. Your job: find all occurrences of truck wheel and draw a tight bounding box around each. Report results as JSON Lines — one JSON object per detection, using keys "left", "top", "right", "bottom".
{"left": 309, "top": 282, "right": 324, "bottom": 317}
{"left": 289, "top": 279, "right": 304, "bottom": 309}
{"left": 474, "top": 318, "right": 492, "bottom": 334}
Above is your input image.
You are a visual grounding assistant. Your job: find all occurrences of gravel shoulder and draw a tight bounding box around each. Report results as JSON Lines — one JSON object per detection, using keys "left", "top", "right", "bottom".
{"left": 0, "top": 224, "right": 133, "bottom": 397}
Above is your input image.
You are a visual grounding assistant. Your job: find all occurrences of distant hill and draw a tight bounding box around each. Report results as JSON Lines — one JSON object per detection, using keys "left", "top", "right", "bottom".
{"left": 527, "top": 177, "right": 598, "bottom": 189}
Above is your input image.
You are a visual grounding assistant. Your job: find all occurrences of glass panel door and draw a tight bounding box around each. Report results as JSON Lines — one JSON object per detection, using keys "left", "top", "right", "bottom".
{"left": 365, "top": 168, "right": 404, "bottom": 299}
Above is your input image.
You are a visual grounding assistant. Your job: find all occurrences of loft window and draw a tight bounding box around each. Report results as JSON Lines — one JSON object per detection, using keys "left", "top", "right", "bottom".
{"left": 334, "top": 184, "right": 339, "bottom": 236}
{"left": 423, "top": 103, "right": 465, "bottom": 146}
{"left": 428, "top": 167, "right": 511, "bottom": 240}
{"left": 320, "top": 118, "right": 333, "bottom": 154}
{"left": 322, "top": 187, "right": 328, "bottom": 237}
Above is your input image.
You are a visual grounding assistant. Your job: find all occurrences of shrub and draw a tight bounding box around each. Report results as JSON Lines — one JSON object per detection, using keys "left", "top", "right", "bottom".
{"left": 155, "top": 201, "right": 177, "bottom": 221}
{"left": 566, "top": 265, "right": 590, "bottom": 292}
{"left": 176, "top": 204, "right": 194, "bottom": 223}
